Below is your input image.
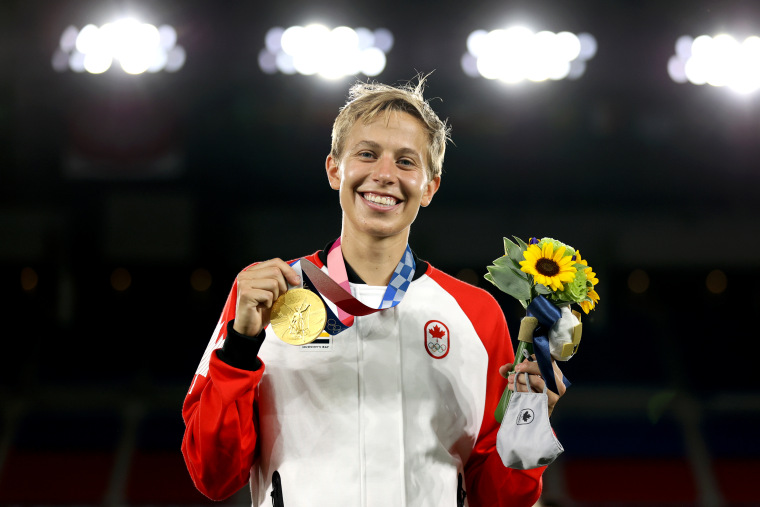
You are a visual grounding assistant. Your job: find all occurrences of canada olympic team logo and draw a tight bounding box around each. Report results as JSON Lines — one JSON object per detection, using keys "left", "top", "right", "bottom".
{"left": 424, "top": 320, "right": 450, "bottom": 359}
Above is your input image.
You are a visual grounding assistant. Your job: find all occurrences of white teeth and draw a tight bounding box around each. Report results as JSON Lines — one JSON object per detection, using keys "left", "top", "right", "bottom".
{"left": 363, "top": 193, "right": 397, "bottom": 206}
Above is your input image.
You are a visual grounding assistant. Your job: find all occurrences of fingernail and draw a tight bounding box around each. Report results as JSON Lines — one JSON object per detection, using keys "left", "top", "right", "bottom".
{"left": 295, "top": 275, "right": 301, "bottom": 284}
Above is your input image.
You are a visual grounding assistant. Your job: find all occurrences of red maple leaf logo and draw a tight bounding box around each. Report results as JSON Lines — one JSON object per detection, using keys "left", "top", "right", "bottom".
{"left": 429, "top": 324, "right": 446, "bottom": 340}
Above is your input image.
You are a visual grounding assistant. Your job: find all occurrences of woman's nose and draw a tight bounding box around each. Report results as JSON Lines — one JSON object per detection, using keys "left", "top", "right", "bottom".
{"left": 371, "top": 155, "right": 397, "bottom": 183}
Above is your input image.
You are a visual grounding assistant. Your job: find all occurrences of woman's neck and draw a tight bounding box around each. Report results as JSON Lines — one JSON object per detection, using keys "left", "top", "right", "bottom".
{"left": 339, "top": 231, "right": 409, "bottom": 286}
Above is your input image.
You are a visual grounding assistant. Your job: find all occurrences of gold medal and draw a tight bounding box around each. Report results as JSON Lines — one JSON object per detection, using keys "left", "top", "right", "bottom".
{"left": 270, "top": 288, "right": 327, "bottom": 345}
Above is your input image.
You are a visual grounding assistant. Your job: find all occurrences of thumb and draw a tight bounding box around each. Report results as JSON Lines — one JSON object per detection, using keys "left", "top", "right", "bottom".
{"left": 499, "top": 363, "right": 514, "bottom": 378}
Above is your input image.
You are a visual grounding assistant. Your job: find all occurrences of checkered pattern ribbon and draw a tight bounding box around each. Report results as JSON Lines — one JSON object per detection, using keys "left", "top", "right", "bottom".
{"left": 380, "top": 247, "right": 415, "bottom": 309}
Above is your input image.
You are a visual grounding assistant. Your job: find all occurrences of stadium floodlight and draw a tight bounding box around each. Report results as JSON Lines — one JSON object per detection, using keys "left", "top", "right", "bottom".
{"left": 52, "top": 19, "right": 185, "bottom": 74}
{"left": 668, "top": 33, "right": 760, "bottom": 94}
{"left": 259, "top": 24, "right": 393, "bottom": 79}
{"left": 461, "top": 26, "right": 597, "bottom": 84}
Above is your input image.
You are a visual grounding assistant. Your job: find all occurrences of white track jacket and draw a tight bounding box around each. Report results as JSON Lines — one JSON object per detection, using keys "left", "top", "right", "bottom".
{"left": 182, "top": 249, "right": 546, "bottom": 506}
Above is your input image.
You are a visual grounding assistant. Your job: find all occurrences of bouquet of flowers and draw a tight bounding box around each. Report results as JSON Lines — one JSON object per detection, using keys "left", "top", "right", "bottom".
{"left": 486, "top": 236, "right": 599, "bottom": 422}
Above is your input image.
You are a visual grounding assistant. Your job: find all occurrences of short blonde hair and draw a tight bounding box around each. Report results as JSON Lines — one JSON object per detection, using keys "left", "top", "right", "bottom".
{"left": 330, "top": 77, "right": 451, "bottom": 180}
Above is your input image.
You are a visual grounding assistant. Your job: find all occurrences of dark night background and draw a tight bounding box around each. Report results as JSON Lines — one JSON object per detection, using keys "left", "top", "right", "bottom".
{"left": 1, "top": 0, "right": 759, "bottom": 505}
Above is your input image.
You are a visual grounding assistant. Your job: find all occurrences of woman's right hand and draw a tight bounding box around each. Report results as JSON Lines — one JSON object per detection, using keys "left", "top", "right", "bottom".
{"left": 233, "top": 259, "right": 301, "bottom": 336}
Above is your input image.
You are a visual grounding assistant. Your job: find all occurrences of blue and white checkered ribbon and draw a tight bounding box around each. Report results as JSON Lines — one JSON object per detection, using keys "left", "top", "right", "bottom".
{"left": 379, "top": 246, "right": 415, "bottom": 309}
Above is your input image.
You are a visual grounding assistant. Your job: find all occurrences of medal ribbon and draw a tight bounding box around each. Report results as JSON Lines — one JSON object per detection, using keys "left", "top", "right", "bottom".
{"left": 526, "top": 295, "right": 572, "bottom": 395}
{"left": 326, "top": 239, "right": 354, "bottom": 327}
{"left": 299, "top": 238, "right": 416, "bottom": 335}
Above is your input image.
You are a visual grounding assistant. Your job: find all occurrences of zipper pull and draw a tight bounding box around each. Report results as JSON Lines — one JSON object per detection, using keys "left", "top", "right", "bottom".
{"left": 271, "top": 471, "right": 284, "bottom": 507}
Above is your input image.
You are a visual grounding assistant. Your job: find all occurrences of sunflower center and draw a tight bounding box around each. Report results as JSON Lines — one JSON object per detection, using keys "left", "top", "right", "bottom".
{"left": 536, "top": 258, "right": 560, "bottom": 277}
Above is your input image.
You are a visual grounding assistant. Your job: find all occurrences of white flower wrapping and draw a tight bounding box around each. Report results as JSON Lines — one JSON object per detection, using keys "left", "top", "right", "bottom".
{"left": 548, "top": 306, "right": 582, "bottom": 361}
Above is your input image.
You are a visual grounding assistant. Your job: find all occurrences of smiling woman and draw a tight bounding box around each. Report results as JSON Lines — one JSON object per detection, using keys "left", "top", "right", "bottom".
{"left": 325, "top": 110, "right": 440, "bottom": 281}
{"left": 180, "top": 77, "right": 554, "bottom": 506}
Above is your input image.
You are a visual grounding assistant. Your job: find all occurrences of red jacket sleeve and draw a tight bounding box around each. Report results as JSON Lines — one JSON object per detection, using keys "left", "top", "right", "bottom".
{"left": 181, "top": 278, "right": 264, "bottom": 501}
{"left": 463, "top": 308, "right": 546, "bottom": 507}
{"left": 428, "top": 268, "right": 546, "bottom": 507}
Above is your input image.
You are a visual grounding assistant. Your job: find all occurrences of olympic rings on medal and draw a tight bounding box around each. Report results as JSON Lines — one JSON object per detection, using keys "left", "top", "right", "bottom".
{"left": 326, "top": 318, "right": 343, "bottom": 335}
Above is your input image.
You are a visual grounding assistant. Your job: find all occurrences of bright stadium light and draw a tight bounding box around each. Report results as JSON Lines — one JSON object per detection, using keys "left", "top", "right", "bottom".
{"left": 461, "top": 26, "right": 597, "bottom": 84}
{"left": 668, "top": 33, "right": 760, "bottom": 94}
{"left": 52, "top": 19, "right": 185, "bottom": 74}
{"left": 259, "top": 25, "right": 393, "bottom": 79}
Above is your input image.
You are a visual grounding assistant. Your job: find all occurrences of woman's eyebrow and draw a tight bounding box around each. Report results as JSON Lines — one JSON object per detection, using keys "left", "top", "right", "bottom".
{"left": 395, "top": 147, "right": 422, "bottom": 159}
{"left": 350, "top": 140, "right": 381, "bottom": 151}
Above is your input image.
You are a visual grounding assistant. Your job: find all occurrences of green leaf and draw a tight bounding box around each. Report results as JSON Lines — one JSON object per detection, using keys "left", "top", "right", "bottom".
{"left": 508, "top": 246, "right": 525, "bottom": 268}
{"left": 514, "top": 236, "right": 529, "bottom": 251}
{"left": 504, "top": 236, "right": 527, "bottom": 270}
{"left": 534, "top": 283, "right": 551, "bottom": 295}
{"left": 509, "top": 265, "right": 529, "bottom": 280}
{"left": 503, "top": 236, "right": 519, "bottom": 255}
{"left": 492, "top": 255, "right": 513, "bottom": 268}
{"left": 486, "top": 265, "right": 532, "bottom": 301}
{"left": 495, "top": 255, "right": 524, "bottom": 274}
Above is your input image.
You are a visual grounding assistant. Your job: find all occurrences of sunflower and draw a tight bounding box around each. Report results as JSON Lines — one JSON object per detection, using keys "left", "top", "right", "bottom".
{"left": 575, "top": 250, "right": 599, "bottom": 286}
{"left": 579, "top": 288, "right": 600, "bottom": 314}
{"left": 519, "top": 242, "right": 577, "bottom": 291}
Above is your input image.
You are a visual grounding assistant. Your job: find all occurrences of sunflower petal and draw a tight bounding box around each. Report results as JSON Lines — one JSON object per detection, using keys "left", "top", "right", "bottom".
{"left": 542, "top": 242, "right": 553, "bottom": 259}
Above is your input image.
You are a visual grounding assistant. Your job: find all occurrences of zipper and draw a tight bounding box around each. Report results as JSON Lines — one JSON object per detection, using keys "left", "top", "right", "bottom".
{"left": 271, "top": 470, "right": 284, "bottom": 507}
{"left": 457, "top": 473, "right": 467, "bottom": 507}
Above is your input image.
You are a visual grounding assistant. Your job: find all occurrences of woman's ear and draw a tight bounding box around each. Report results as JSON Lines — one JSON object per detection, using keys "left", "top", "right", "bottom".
{"left": 421, "top": 175, "right": 441, "bottom": 207}
{"left": 325, "top": 154, "right": 341, "bottom": 190}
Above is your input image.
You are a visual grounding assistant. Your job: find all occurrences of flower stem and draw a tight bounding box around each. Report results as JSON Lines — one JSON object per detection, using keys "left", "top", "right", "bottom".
{"left": 494, "top": 340, "right": 534, "bottom": 423}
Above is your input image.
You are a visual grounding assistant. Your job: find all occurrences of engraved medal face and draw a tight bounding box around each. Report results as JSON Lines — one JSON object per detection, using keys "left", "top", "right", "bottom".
{"left": 270, "top": 288, "right": 327, "bottom": 345}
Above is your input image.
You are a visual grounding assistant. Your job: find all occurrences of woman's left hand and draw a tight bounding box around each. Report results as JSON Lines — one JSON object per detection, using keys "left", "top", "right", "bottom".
{"left": 499, "top": 355, "right": 566, "bottom": 416}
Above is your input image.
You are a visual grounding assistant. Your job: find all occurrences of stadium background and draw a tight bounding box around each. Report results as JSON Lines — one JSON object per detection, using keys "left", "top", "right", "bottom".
{"left": 1, "top": 0, "right": 759, "bottom": 504}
